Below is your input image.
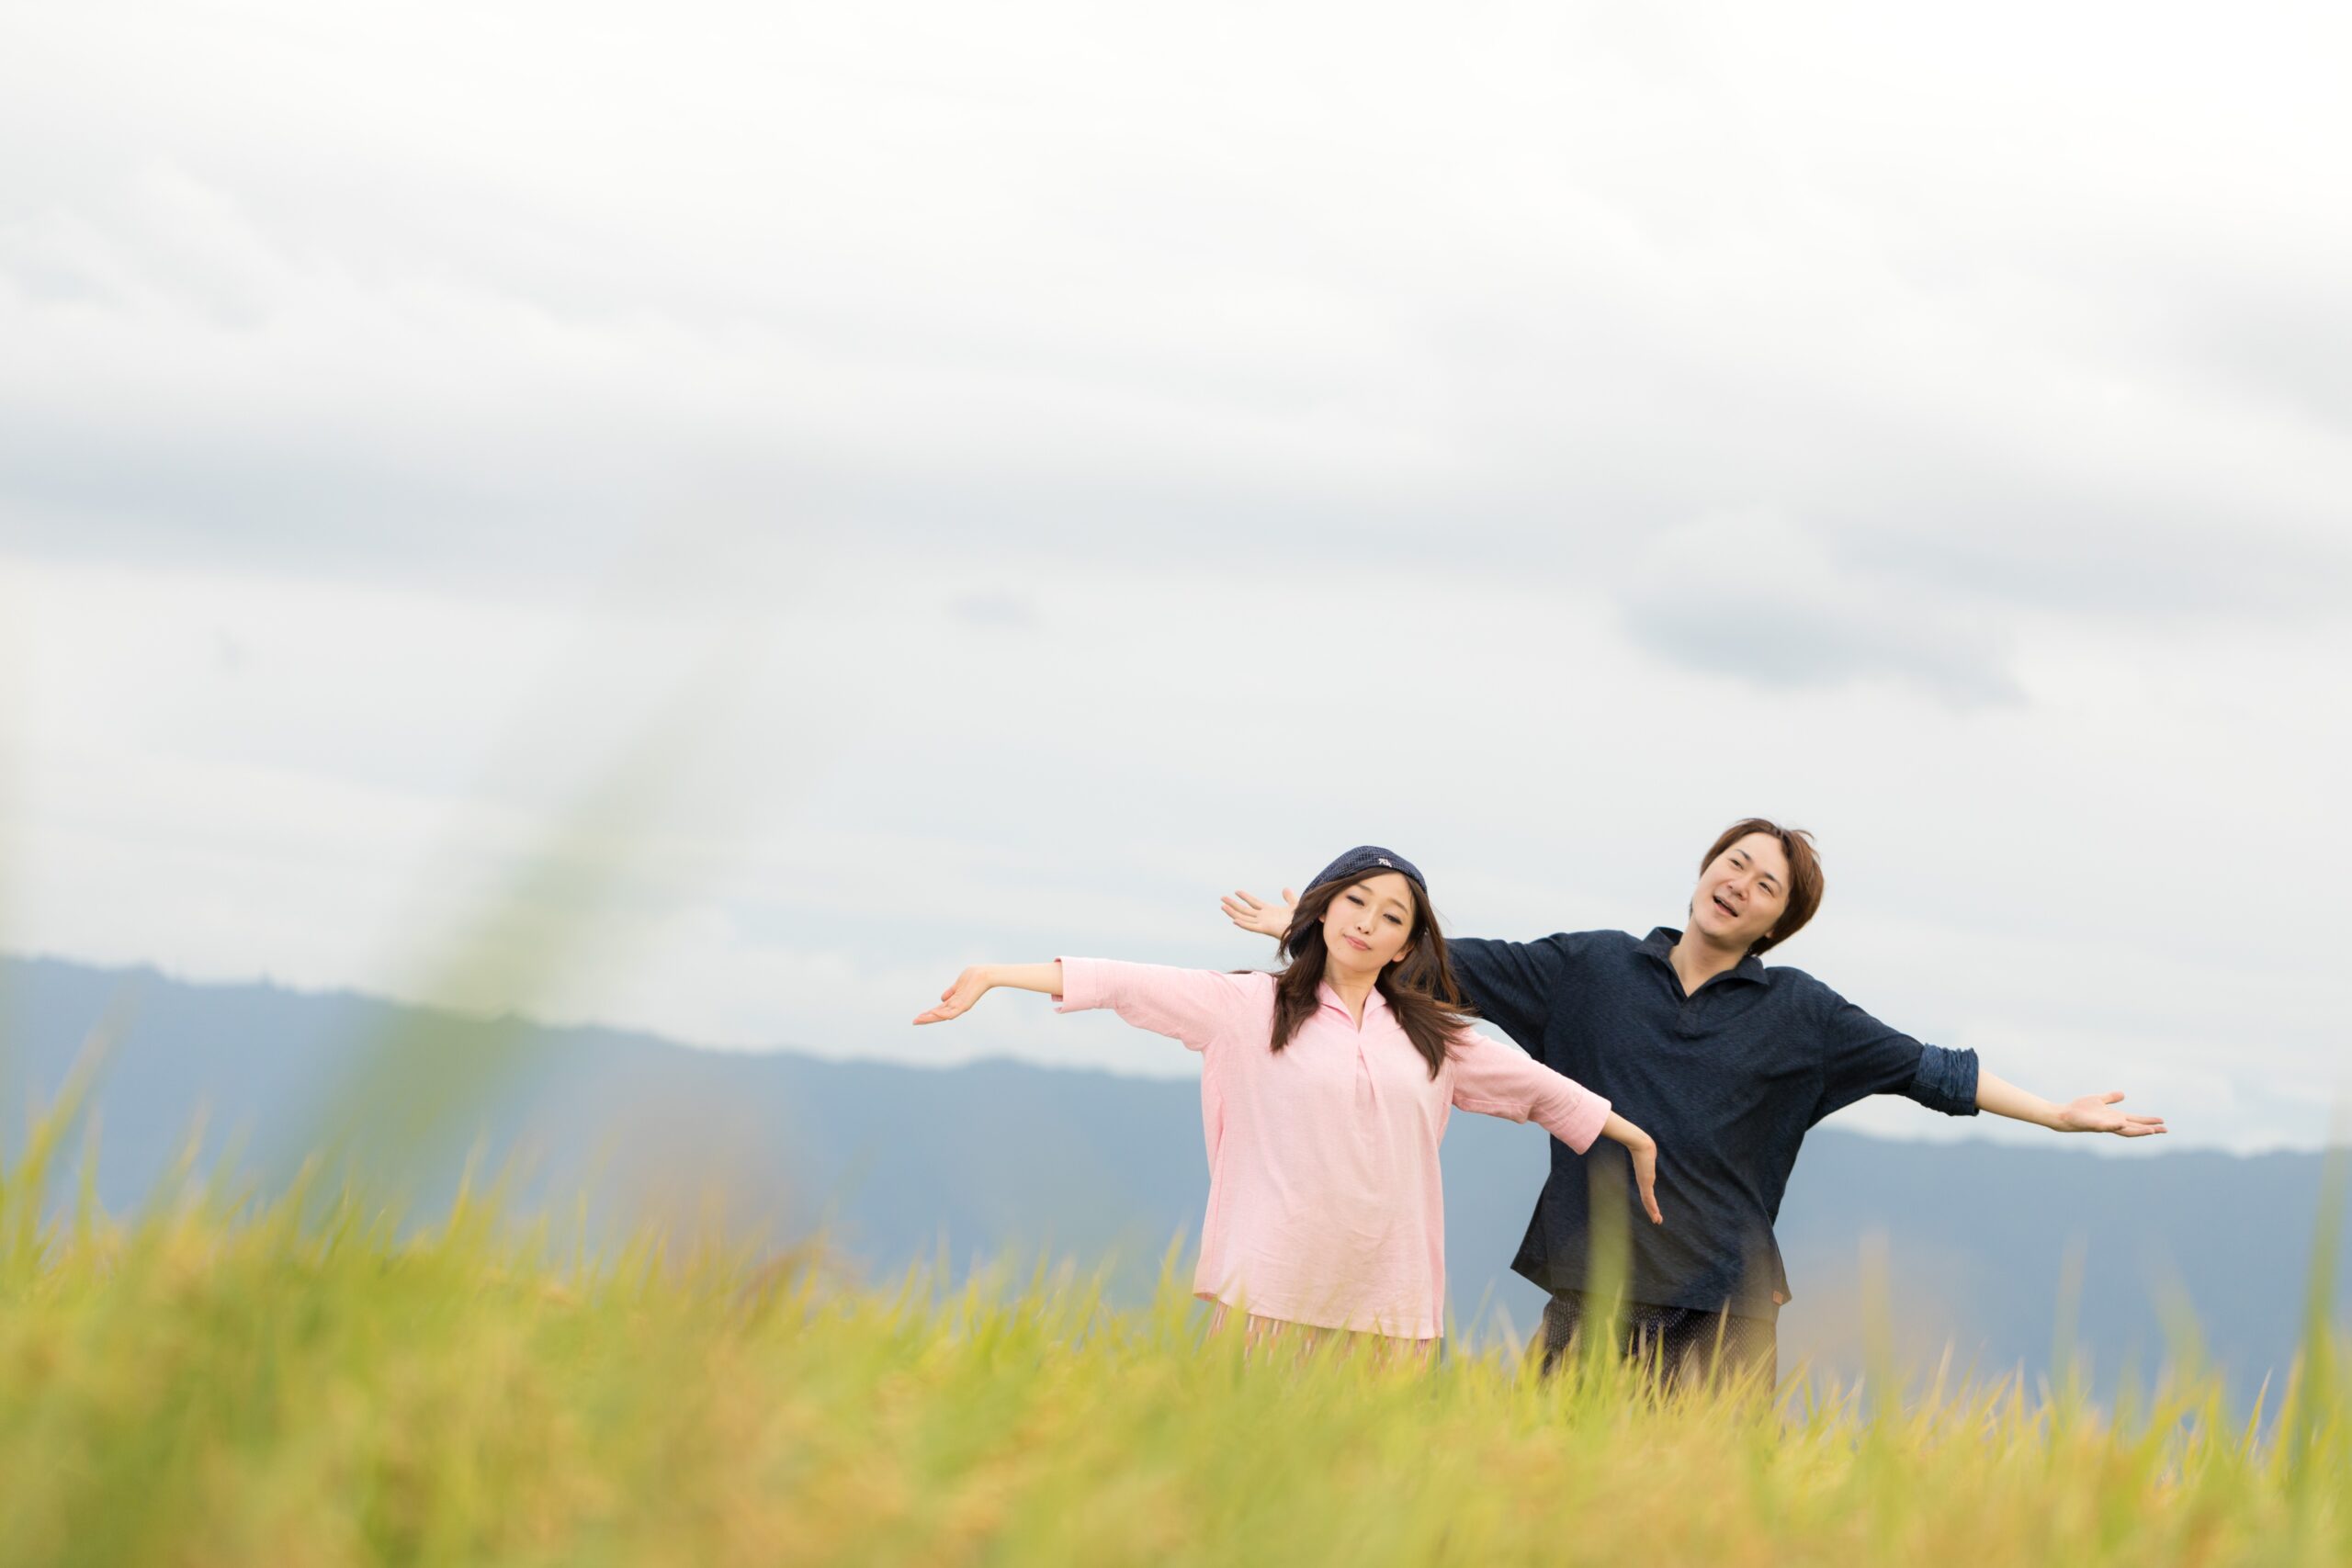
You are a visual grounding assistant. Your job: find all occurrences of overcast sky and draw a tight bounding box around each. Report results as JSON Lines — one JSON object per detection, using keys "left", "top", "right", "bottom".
{"left": 4, "top": 0, "right": 2347, "bottom": 1153}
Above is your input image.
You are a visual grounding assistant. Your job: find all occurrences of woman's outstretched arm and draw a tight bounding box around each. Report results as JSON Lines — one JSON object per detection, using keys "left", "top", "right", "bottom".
{"left": 1975, "top": 1069, "right": 2167, "bottom": 1136}
{"left": 1450, "top": 1031, "right": 1663, "bottom": 1225}
{"left": 912, "top": 963, "right": 1061, "bottom": 1024}
{"left": 915, "top": 958, "right": 1259, "bottom": 1050}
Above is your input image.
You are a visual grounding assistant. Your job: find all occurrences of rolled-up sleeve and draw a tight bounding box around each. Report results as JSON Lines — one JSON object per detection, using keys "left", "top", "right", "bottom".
{"left": 1906, "top": 1043, "right": 1981, "bottom": 1116}
{"left": 1813, "top": 983, "right": 1981, "bottom": 1121}
{"left": 1054, "top": 958, "right": 1262, "bottom": 1054}
{"left": 1448, "top": 1031, "right": 1611, "bottom": 1154}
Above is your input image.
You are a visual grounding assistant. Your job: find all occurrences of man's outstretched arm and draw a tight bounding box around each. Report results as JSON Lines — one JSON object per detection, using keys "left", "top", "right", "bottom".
{"left": 1817, "top": 987, "right": 2165, "bottom": 1139}
{"left": 1975, "top": 1070, "right": 2167, "bottom": 1137}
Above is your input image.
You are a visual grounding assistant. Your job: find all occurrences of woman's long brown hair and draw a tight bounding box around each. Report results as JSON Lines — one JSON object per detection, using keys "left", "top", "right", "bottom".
{"left": 1271, "top": 875, "right": 1475, "bottom": 1079}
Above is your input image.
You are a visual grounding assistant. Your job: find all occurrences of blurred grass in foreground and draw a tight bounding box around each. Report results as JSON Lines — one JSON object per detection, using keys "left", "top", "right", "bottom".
{"left": 3, "top": 1096, "right": 2349, "bottom": 1568}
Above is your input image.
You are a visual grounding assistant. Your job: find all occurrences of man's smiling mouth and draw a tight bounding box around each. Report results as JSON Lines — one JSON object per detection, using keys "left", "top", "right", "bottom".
{"left": 1712, "top": 894, "right": 1736, "bottom": 918}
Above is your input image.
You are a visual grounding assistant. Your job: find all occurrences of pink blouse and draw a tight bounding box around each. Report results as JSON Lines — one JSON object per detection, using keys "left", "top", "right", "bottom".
{"left": 1056, "top": 957, "right": 1611, "bottom": 1340}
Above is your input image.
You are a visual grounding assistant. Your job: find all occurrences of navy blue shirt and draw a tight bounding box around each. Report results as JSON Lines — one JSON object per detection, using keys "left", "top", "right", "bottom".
{"left": 1450, "top": 928, "right": 1980, "bottom": 1321}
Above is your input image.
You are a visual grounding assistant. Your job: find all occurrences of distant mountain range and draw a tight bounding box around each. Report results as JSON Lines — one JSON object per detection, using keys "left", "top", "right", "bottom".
{"left": 3, "top": 953, "right": 2339, "bottom": 1398}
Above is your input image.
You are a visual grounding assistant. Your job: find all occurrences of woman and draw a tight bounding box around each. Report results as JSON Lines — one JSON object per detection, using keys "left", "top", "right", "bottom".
{"left": 914, "top": 845, "right": 1663, "bottom": 1353}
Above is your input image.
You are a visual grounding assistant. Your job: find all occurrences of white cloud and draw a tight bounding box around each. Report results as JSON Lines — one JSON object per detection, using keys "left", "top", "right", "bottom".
{"left": 1617, "top": 512, "right": 2026, "bottom": 705}
{"left": 5, "top": 546, "right": 2346, "bottom": 1152}
{"left": 3, "top": 0, "right": 2348, "bottom": 1149}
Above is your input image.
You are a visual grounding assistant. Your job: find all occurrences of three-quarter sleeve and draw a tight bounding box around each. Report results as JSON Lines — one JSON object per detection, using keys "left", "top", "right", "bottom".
{"left": 1054, "top": 957, "right": 1265, "bottom": 1054}
{"left": 1447, "top": 1030, "right": 1611, "bottom": 1154}
{"left": 1811, "top": 983, "right": 1981, "bottom": 1122}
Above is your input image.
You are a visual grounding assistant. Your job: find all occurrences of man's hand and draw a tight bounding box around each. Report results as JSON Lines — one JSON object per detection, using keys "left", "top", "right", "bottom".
{"left": 2055, "top": 1090, "right": 2167, "bottom": 1137}
{"left": 1221, "top": 887, "right": 1297, "bottom": 941}
{"left": 1977, "top": 1071, "right": 2167, "bottom": 1138}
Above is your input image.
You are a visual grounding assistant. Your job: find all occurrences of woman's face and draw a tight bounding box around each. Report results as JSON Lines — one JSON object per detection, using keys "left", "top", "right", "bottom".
{"left": 1689, "top": 831, "right": 1791, "bottom": 951}
{"left": 1317, "top": 872, "right": 1419, "bottom": 979}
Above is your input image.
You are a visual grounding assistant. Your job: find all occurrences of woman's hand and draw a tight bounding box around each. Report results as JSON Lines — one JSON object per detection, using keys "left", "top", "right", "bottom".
{"left": 2055, "top": 1090, "right": 2167, "bottom": 1137}
{"left": 914, "top": 965, "right": 994, "bottom": 1025}
{"left": 1600, "top": 1111, "right": 1664, "bottom": 1226}
{"left": 1220, "top": 886, "right": 1297, "bottom": 941}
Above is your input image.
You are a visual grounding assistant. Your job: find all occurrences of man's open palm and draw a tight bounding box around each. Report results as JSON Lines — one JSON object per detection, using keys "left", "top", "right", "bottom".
{"left": 2057, "top": 1091, "right": 2166, "bottom": 1137}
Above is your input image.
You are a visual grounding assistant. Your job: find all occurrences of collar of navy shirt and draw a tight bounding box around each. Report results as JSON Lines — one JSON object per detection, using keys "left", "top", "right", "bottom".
{"left": 1638, "top": 925, "right": 1775, "bottom": 999}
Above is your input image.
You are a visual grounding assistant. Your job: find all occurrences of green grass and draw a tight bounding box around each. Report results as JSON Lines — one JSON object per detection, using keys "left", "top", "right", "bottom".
{"left": 2, "top": 1093, "right": 2348, "bottom": 1568}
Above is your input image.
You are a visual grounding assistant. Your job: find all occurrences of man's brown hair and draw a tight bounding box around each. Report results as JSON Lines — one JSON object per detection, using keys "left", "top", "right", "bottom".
{"left": 1702, "top": 818, "right": 1825, "bottom": 956}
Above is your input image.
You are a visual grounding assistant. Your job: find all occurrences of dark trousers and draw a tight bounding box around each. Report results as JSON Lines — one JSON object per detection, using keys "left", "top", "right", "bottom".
{"left": 1538, "top": 1289, "right": 1777, "bottom": 1388}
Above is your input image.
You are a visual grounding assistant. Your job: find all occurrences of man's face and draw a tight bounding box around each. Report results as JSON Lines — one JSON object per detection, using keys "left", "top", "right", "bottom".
{"left": 1318, "top": 872, "right": 1418, "bottom": 978}
{"left": 1689, "top": 832, "right": 1791, "bottom": 952}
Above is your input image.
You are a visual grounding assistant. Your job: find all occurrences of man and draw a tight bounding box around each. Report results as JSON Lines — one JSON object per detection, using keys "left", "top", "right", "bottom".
{"left": 1223, "top": 818, "right": 2164, "bottom": 1383}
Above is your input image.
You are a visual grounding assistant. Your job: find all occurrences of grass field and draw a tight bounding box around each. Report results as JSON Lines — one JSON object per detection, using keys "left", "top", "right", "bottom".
{"left": 4, "top": 1079, "right": 2348, "bottom": 1568}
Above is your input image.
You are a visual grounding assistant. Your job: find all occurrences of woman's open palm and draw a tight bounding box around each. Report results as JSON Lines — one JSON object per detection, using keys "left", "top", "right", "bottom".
{"left": 914, "top": 965, "right": 992, "bottom": 1025}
